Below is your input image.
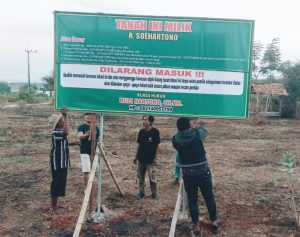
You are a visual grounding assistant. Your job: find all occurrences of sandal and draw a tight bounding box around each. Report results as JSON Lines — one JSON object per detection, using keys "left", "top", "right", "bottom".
{"left": 189, "top": 223, "right": 200, "bottom": 234}
{"left": 84, "top": 216, "right": 94, "bottom": 224}
{"left": 204, "top": 219, "right": 219, "bottom": 234}
{"left": 210, "top": 224, "right": 218, "bottom": 234}
{"left": 208, "top": 221, "right": 219, "bottom": 234}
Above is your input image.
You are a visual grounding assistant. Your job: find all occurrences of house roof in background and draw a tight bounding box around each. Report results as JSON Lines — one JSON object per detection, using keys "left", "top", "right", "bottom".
{"left": 251, "top": 83, "right": 288, "bottom": 96}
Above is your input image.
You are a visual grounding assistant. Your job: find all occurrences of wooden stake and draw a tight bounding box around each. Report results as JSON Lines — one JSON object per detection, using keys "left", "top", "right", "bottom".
{"left": 168, "top": 179, "right": 183, "bottom": 237}
{"left": 99, "top": 144, "right": 124, "bottom": 197}
{"left": 265, "top": 94, "right": 271, "bottom": 115}
{"left": 73, "top": 113, "right": 98, "bottom": 237}
{"left": 256, "top": 94, "right": 259, "bottom": 113}
{"left": 73, "top": 152, "right": 99, "bottom": 237}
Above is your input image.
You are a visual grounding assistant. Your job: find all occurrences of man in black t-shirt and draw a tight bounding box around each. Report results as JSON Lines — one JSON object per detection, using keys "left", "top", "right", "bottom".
{"left": 77, "top": 113, "right": 100, "bottom": 189}
{"left": 133, "top": 115, "right": 160, "bottom": 200}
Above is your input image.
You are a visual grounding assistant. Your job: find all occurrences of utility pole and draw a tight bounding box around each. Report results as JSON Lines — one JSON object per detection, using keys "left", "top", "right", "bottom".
{"left": 25, "top": 48, "right": 37, "bottom": 95}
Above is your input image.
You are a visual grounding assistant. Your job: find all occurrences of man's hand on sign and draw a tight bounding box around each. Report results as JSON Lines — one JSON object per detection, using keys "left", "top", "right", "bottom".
{"left": 61, "top": 107, "right": 68, "bottom": 117}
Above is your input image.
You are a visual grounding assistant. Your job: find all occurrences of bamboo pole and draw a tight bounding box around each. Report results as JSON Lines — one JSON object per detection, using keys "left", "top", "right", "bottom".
{"left": 99, "top": 144, "right": 124, "bottom": 197}
{"left": 287, "top": 176, "right": 300, "bottom": 227}
{"left": 179, "top": 182, "right": 188, "bottom": 220}
{"left": 264, "top": 94, "right": 271, "bottom": 115}
{"left": 279, "top": 96, "right": 282, "bottom": 115}
{"left": 168, "top": 179, "right": 183, "bottom": 237}
{"left": 256, "top": 94, "right": 259, "bottom": 113}
{"left": 73, "top": 151, "right": 99, "bottom": 237}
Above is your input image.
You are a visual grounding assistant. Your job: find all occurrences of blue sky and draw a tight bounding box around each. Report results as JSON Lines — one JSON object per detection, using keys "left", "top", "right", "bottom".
{"left": 0, "top": 0, "right": 299, "bottom": 82}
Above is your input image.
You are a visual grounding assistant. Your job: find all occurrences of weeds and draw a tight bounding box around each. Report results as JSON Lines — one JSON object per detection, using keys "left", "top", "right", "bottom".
{"left": 259, "top": 196, "right": 278, "bottom": 206}
{"left": 13, "top": 156, "right": 32, "bottom": 164}
{"left": 20, "top": 143, "right": 36, "bottom": 156}
{"left": 281, "top": 151, "right": 299, "bottom": 227}
{"left": 32, "top": 213, "right": 45, "bottom": 224}
{"left": 282, "top": 151, "right": 295, "bottom": 175}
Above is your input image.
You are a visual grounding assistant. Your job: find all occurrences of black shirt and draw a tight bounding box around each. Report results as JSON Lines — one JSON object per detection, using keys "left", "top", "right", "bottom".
{"left": 137, "top": 127, "right": 160, "bottom": 164}
{"left": 77, "top": 123, "right": 100, "bottom": 155}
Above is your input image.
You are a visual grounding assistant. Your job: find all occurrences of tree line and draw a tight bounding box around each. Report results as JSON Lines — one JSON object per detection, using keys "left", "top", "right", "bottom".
{"left": 252, "top": 38, "right": 300, "bottom": 118}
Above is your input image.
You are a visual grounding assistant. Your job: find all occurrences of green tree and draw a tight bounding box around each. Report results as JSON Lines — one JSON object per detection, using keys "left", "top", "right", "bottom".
{"left": 18, "top": 83, "right": 47, "bottom": 103}
{"left": 260, "top": 38, "right": 282, "bottom": 79}
{"left": 280, "top": 60, "right": 292, "bottom": 73}
{"left": 0, "top": 81, "right": 11, "bottom": 94}
{"left": 281, "top": 62, "right": 300, "bottom": 117}
{"left": 42, "top": 72, "right": 54, "bottom": 97}
{"left": 19, "top": 84, "right": 37, "bottom": 94}
{"left": 251, "top": 41, "right": 263, "bottom": 80}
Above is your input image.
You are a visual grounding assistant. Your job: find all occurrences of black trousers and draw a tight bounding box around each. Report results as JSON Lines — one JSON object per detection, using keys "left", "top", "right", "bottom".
{"left": 51, "top": 168, "right": 68, "bottom": 197}
{"left": 182, "top": 165, "right": 217, "bottom": 223}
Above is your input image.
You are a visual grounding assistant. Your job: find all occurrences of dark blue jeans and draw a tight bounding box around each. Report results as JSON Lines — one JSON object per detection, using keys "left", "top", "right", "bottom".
{"left": 182, "top": 165, "right": 217, "bottom": 224}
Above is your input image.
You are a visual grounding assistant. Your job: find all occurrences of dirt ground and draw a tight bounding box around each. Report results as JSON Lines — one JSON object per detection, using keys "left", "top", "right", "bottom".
{"left": 0, "top": 103, "right": 300, "bottom": 237}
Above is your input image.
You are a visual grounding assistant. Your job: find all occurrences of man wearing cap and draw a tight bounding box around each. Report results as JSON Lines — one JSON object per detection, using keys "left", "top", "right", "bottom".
{"left": 77, "top": 113, "right": 100, "bottom": 189}
{"left": 49, "top": 107, "right": 70, "bottom": 213}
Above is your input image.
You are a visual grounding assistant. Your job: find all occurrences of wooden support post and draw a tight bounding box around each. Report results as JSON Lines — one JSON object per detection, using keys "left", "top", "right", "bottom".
{"left": 256, "top": 94, "right": 259, "bottom": 113}
{"left": 99, "top": 144, "right": 124, "bottom": 197}
{"left": 265, "top": 94, "right": 271, "bottom": 115}
{"left": 169, "top": 180, "right": 183, "bottom": 237}
{"left": 279, "top": 96, "right": 282, "bottom": 114}
{"left": 73, "top": 152, "right": 99, "bottom": 237}
{"left": 179, "top": 182, "right": 189, "bottom": 220}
